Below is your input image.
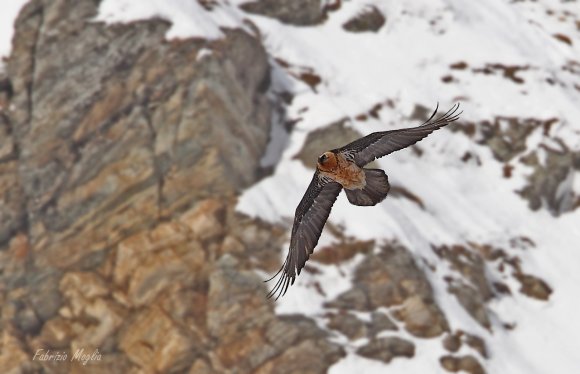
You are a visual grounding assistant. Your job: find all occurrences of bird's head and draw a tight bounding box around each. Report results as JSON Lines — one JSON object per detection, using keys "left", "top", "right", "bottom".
{"left": 317, "top": 151, "right": 337, "bottom": 171}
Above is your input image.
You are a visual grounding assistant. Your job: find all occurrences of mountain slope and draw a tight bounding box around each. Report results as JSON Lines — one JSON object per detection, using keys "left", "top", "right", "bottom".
{"left": 1, "top": 0, "right": 579, "bottom": 373}
{"left": 233, "top": 1, "right": 580, "bottom": 373}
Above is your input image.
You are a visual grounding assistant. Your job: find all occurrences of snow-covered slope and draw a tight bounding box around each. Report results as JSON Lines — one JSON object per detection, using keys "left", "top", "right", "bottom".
{"left": 0, "top": 0, "right": 29, "bottom": 70}
{"left": 4, "top": 0, "right": 579, "bottom": 373}
{"left": 237, "top": 1, "right": 580, "bottom": 373}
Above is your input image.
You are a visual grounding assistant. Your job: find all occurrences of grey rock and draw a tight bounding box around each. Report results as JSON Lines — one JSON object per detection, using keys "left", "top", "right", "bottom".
{"left": 0, "top": 112, "right": 14, "bottom": 161}
{"left": 464, "top": 334, "right": 488, "bottom": 359}
{"left": 328, "top": 243, "right": 449, "bottom": 337}
{"left": 0, "top": 158, "right": 23, "bottom": 248}
{"left": 470, "top": 115, "right": 580, "bottom": 216}
{"left": 367, "top": 311, "right": 398, "bottom": 336}
{"left": 14, "top": 306, "right": 41, "bottom": 334}
{"left": 519, "top": 146, "right": 580, "bottom": 216}
{"left": 343, "top": 6, "right": 386, "bottom": 33}
{"left": 208, "top": 255, "right": 345, "bottom": 372}
{"left": 434, "top": 244, "right": 494, "bottom": 301}
{"left": 28, "top": 270, "right": 63, "bottom": 322}
{"left": 479, "top": 117, "right": 539, "bottom": 162}
{"left": 356, "top": 337, "right": 415, "bottom": 363}
{"left": 325, "top": 287, "right": 369, "bottom": 310}
{"left": 443, "top": 333, "right": 462, "bottom": 353}
{"left": 352, "top": 243, "right": 435, "bottom": 307}
{"left": 5, "top": 0, "right": 272, "bottom": 269}
{"left": 440, "top": 355, "right": 486, "bottom": 374}
{"left": 327, "top": 312, "right": 367, "bottom": 340}
{"left": 0, "top": 0, "right": 351, "bottom": 372}
{"left": 241, "top": 0, "right": 323, "bottom": 26}
{"left": 449, "top": 284, "right": 491, "bottom": 329}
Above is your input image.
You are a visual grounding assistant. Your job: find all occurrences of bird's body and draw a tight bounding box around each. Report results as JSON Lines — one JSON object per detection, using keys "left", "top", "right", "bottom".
{"left": 266, "top": 103, "right": 462, "bottom": 299}
{"left": 318, "top": 152, "right": 366, "bottom": 190}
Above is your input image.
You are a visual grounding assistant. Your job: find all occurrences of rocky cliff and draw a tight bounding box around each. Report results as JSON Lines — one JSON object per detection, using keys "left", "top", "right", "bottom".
{"left": 0, "top": 1, "right": 344, "bottom": 372}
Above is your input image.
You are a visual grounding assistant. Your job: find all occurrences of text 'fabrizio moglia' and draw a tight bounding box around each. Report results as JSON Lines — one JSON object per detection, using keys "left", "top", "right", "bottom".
{"left": 33, "top": 348, "right": 102, "bottom": 365}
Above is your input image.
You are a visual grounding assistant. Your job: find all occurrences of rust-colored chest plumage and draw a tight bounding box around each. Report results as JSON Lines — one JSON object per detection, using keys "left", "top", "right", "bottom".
{"left": 318, "top": 152, "right": 366, "bottom": 190}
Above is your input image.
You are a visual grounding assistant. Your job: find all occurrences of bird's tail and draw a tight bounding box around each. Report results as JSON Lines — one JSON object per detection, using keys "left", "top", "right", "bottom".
{"left": 345, "top": 168, "right": 390, "bottom": 206}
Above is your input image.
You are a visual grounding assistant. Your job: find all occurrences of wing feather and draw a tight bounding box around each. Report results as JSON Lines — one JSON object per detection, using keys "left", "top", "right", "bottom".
{"left": 336, "top": 103, "right": 462, "bottom": 166}
{"left": 266, "top": 171, "right": 342, "bottom": 300}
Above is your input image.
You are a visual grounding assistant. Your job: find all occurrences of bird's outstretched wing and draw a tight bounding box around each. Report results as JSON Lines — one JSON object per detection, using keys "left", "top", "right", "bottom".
{"left": 266, "top": 170, "right": 342, "bottom": 300}
{"left": 336, "top": 103, "right": 462, "bottom": 167}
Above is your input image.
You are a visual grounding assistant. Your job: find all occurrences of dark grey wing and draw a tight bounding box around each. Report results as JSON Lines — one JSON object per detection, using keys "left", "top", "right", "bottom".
{"left": 266, "top": 170, "right": 342, "bottom": 300}
{"left": 336, "top": 103, "right": 462, "bottom": 167}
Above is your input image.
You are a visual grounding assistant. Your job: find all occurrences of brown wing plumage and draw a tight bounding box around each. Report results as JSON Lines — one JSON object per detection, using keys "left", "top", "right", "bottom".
{"left": 266, "top": 170, "right": 342, "bottom": 300}
{"left": 336, "top": 103, "right": 462, "bottom": 167}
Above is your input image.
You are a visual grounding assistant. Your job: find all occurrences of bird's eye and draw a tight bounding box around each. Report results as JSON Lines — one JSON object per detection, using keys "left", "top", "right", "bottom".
{"left": 318, "top": 154, "right": 328, "bottom": 164}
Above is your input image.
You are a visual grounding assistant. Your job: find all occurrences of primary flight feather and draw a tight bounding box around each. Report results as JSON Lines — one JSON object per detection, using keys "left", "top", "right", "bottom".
{"left": 266, "top": 103, "right": 462, "bottom": 299}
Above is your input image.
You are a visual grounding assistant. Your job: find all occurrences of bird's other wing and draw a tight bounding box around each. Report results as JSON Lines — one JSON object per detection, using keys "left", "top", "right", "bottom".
{"left": 336, "top": 103, "right": 462, "bottom": 167}
{"left": 266, "top": 170, "right": 342, "bottom": 300}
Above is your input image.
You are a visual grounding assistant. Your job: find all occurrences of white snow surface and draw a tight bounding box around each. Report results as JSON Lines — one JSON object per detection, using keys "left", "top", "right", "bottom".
{"left": 0, "top": 0, "right": 30, "bottom": 68}
{"left": 3, "top": 0, "right": 580, "bottom": 372}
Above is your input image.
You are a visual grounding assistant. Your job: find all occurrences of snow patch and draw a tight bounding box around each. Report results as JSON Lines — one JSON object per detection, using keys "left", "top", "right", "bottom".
{"left": 0, "top": 0, "right": 30, "bottom": 67}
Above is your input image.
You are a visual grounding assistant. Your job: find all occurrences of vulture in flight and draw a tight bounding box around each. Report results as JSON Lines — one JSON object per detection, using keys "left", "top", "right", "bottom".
{"left": 266, "top": 103, "right": 462, "bottom": 299}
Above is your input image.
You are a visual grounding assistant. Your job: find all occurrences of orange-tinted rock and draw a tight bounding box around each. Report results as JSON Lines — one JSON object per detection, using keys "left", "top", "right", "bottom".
{"left": 398, "top": 295, "right": 449, "bottom": 338}
{"left": 120, "top": 306, "right": 197, "bottom": 372}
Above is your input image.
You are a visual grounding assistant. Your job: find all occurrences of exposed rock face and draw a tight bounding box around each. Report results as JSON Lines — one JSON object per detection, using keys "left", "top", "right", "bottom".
{"left": 448, "top": 284, "right": 491, "bottom": 329}
{"left": 3, "top": 196, "right": 347, "bottom": 373}
{"left": 356, "top": 337, "right": 415, "bottom": 364}
{"left": 241, "top": 0, "right": 324, "bottom": 26}
{"left": 0, "top": 71, "right": 12, "bottom": 109}
{"left": 368, "top": 311, "right": 398, "bottom": 335}
{"left": 342, "top": 6, "right": 386, "bottom": 33}
{"left": 0, "top": 0, "right": 346, "bottom": 372}
{"left": 519, "top": 146, "right": 580, "bottom": 216}
{"left": 434, "top": 245, "right": 493, "bottom": 329}
{"left": 435, "top": 245, "right": 494, "bottom": 301}
{"left": 434, "top": 241, "right": 552, "bottom": 330}
{"left": 325, "top": 310, "right": 398, "bottom": 341}
{"left": 442, "top": 334, "right": 462, "bottom": 353}
{"left": 7, "top": 0, "right": 272, "bottom": 272}
{"left": 326, "top": 242, "right": 449, "bottom": 338}
{"left": 327, "top": 312, "right": 367, "bottom": 340}
{"left": 478, "top": 117, "right": 544, "bottom": 162}
{"left": 452, "top": 115, "right": 580, "bottom": 216}
{"left": 440, "top": 355, "right": 486, "bottom": 374}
